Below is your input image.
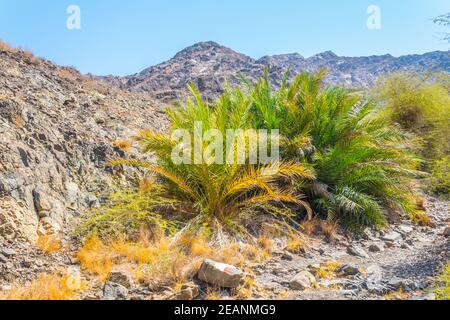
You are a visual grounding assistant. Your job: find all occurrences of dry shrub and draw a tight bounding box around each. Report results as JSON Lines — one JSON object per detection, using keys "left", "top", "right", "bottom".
{"left": 285, "top": 237, "right": 305, "bottom": 254}
{"left": 76, "top": 236, "right": 116, "bottom": 282}
{"left": 313, "top": 261, "right": 341, "bottom": 280}
{"left": 384, "top": 288, "right": 410, "bottom": 300}
{"left": 113, "top": 139, "right": 133, "bottom": 153}
{"left": 37, "top": 234, "right": 63, "bottom": 254}
{"left": 320, "top": 221, "right": 338, "bottom": 240}
{"left": 415, "top": 197, "right": 427, "bottom": 211}
{"left": 57, "top": 68, "right": 79, "bottom": 81}
{"left": 0, "top": 40, "right": 17, "bottom": 53}
{"left": 0, "top": 272, "right": 86, "bottom": 300}
{"left": 412, "top": 212, "right": 434, "bottom": 227}
{"left": 301, "top": 219, "right": 318, "bottom": 236}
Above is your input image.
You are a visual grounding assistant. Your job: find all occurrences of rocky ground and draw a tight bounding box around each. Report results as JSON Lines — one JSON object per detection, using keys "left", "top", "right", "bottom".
{"left": 0, "top": 196, "right": 447, "bottom": 300}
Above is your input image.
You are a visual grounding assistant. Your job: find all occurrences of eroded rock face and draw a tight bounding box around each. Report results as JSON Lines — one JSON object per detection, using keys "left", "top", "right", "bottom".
{"left": 0, "top": 49, "right": 167, "bottom": 242}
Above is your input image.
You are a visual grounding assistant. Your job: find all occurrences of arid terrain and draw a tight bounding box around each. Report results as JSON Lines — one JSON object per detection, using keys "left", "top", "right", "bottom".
{"left": 0, "top": 41, "right": 449, "bottom": 300}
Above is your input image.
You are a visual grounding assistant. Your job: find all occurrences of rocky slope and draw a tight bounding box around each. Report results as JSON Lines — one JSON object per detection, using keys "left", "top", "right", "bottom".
{"left": 97, "top": 41, "right": 450, "bottom": 102}
{"left": 0, "top": 47, "right": 166, "bottom": 243}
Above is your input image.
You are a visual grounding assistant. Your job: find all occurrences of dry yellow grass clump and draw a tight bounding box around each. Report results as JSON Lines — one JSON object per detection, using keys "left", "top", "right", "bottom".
{"left": 412, "top": 212, "right": 434, "bottom": 227}
{"left": 113, "top": 139, "right": 133, "bottom": 153}
{"left": 313, "top": 261, "right": 342, "bottom": 280}
{"left": 0, "top": 272, "right": 86, "bottom": 300}
{"left": 76, "top": 234, "right": 274, "bottom": 292}
{"left": 37, "top": 234, "right": 63, "bottom": 254}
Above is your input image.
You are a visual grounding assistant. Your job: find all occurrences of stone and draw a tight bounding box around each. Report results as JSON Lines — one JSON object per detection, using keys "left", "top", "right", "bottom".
{"left": 347, "top": 245, "right": 369, "bottom": 258}
{"left": 336, "top": 264, "right": 361, "bottom": 277}
{"left": 397, "top": 225, "right": 414, "bottom": 235}
{"left": 172, "top": 282, "right": 200, "bottom": 300}
{"left": 108, "top": 270, "right": 133, "bottom": 289}
{"left": 443, "top": 227, "right": 450, "bottom": 237}
{"left": 37, "top": 217, "right": 61, "bottom": 236}
{"left": 387, "top": 277, "right": 409, "bottom": 291}
{"left": 409, "top": 293, "right": 436, "bottom": 301}
{"left": 381, "top": 231, "right": 402, "bottom": 242}
{"left": 290, "top": 271, "right": 316, "bottom": 290}
{"left": 197, "top": 259, "right": 244, "bottom": 288}
{"left": 366, "top": 264, "right": 383, "bottom": 284}
{"left": 281, "top": 252, "right": 294, "bottom": 261}
{"left": 368, "top": 242, "right": 385, "bottom": 253}
{"left": 0, "top": 248, "right": 16, "bottom": 257}
{"left": 103, "top": 282, "right": 129, "bottom": 300}
{"left": 0, "top": 253, "right": 7, "bottom": 263}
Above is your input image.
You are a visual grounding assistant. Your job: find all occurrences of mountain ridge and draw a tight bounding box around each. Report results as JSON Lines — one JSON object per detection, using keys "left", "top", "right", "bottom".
{"left": 94, "top": 41, "right": 450, "bottom": 102}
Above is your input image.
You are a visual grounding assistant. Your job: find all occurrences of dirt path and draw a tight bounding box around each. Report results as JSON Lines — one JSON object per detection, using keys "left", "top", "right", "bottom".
{"left": 254, "top": 197, "right": 449, "bottom": 300}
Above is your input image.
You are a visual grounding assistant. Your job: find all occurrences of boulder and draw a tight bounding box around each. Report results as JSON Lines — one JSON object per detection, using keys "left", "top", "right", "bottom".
{"left": 290, "top": 271, "right": 316, "bottom": 290}
{"left": 397, "top": 225, "right": 414, "bottom": 236}
{"left": 197, "top": 259, "right": 244, "bottom": 288}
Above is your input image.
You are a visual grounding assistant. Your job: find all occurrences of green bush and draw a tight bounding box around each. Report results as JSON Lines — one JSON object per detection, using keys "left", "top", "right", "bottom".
{"left": 428, "top": 156, "right": 450, "bottom": 199}
{"left": 251, "top": 70, "right": 422, "bottom": 228}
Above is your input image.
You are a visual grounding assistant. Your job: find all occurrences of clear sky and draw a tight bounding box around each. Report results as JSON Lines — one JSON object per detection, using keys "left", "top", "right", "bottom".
{"left": 0, "top": 0, "right": 448, "bottom": 76}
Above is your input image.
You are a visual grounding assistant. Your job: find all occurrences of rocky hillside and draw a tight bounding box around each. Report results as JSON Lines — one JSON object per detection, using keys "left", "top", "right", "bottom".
{"left": 98, "top": 41, "right": 450, "bottom": 102}
{"left": 0, "top": 47, "right": 166, "bottom": 243}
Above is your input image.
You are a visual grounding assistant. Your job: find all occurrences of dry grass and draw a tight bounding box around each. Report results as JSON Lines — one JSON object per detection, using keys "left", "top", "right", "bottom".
{"left": 412, "top": 212, "right": 434, "bottom": 227}
{"left": 301, "top": 219, "right": 318, "bottom": 236}
{"left": 0, "top": 272, "right": 86, "bottom": 300}
{"left": 76, "top": 234, "right": 272, "bottom": 291}
{"left": 384, "top": 288, "right": 410, "bottom": 300}
{"left": 37, "top": 234, "right": 63, "bottom": 254}
{"left": 415, "top": 197, "right": 427, "bottom": 211}
{"left": 312, "top": 261, "right": 341, "bottom": 280}
{"left": 76, "top": 236, "right": 116, "bottom": 282}
{"left": 113, "top": 139, "right": 133, "bottom": 153}
{"left": 205, "top": 287, "right": 222, "bottom": 300}
{"left": 320, "top": 221, "right": 338, "bottom": 240}
{"left": 0, "top": 40, "right": 18, "bottom": 53}
{"left": 57, "top": 68, "right": 79, "bottom": 81}
{"left": 285, "top": 237, "right": 305, "bottom": 254}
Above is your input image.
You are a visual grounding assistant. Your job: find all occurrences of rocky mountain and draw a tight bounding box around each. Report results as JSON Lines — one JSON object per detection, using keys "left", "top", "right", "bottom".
{"left": 98, "top": 41, "right": 450, "bottom": 102}
{"left": 0, "top": 45, "right": 166, "bottom": 242}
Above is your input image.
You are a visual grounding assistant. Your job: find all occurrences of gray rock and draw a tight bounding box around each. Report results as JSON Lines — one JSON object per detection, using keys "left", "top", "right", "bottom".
{"left": 382, "top": 231, "right": 402, "bottom": 242}
{"left": 0, "top": 253, "right": 7, "bottom": 263}
{"left": 172, "top": 282, "right": 200, "bottom": 300}
{"left": 397, "top": 225, "right": 414, "bottom": 235}
{"left": 347, "top": 245, "right": 369, "bottom": 258}
{"left": 108, "top": 270, "right": 133, "bottom": 289}
{"left": 290, "top": 271, "right": 316, "bottom": 291}
{"left": 443, "top": 227, "right": 450, "bottom": 237}
{"left": 0, "top": 248, "right": 16, "bottom": 257}
{"left": 197, "top": 259, "right": 244, "bottom": 288}
{"left": 409, "top": 293, "right": 436, "bottom": 301}
{"left": 368, "top": 242, "right": 385, "bottom": 253}
{"left": 337, "top": 264, "right": 361, "bottom": 277}
{"left": 103, "top": 282, "right": 129, "bottom": 300}
{"left": 387, "top": 277, "right": 409, "bottom": 291}
{"left": 281, "top": 252, "right": 294, "bottom": 261}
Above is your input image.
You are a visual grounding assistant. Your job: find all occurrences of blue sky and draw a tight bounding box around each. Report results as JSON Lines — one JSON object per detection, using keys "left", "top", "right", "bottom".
{"left": 0, "top": 0, "right": 448, "bottom": 76}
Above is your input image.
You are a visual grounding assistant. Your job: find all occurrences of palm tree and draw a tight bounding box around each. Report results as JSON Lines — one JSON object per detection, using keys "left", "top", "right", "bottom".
{"left": 113, "top": 85, "right": 314, "bottom": 240}
{"left": 251, "top": 70, "right": 422, "bottom": 227}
